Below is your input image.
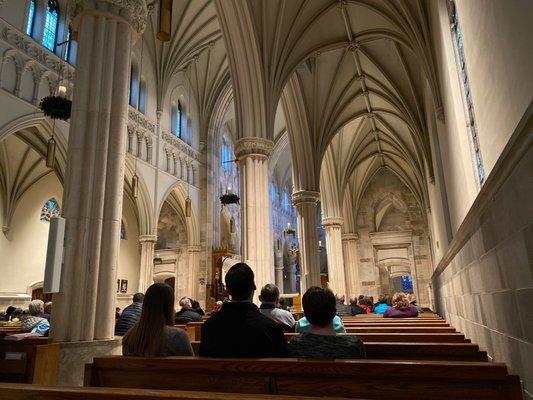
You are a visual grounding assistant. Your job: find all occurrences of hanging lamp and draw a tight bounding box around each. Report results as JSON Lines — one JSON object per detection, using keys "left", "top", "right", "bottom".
{"left": 157, "top": 0, "right": 172, "bottom": 41}
{"left": 184, "top": 65, "right": 192, "bottom": 217}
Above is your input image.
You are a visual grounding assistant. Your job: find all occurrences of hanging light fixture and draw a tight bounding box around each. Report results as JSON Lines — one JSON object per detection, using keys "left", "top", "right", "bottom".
{"left": 185, "top": 196, "right": 191, "bottom": 217}
{"left": 184, "top": 65, "right": 192, "bottom": 218}
{"left": 132, "top": 173, "right": 139, "bottom": 199}
{"left": 46, "top": 135, "right": 56, "bottom": 169}
{"left": 157, "top": 0, "right": 172, "bottom": 42}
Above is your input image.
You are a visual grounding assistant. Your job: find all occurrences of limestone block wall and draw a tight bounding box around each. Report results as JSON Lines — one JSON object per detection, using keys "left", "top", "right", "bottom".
{"left": 431, "top": 105, "right": 533, "bottom": 399}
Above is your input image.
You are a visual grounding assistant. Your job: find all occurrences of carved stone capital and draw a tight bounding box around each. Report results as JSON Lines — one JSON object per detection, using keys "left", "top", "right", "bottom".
{"left": 234, "top": 137, "right": 274, "bottom": 159}
{"left": 139, "top": 234, "right": 157, "bottom": 243}
{"left": 322, "top": 216, "right": 343, "bottom": 228}
{"left": 291, "top": 190, "right": 320, "bottom": 206}
{"left": 69, "top": 0, "right": 148, "bottom": 35}
{"left": 341, "top": 233, "right": 358, "bottom": 242}
{"left": 188, "top": 245, "right": 202, "bottom": 253}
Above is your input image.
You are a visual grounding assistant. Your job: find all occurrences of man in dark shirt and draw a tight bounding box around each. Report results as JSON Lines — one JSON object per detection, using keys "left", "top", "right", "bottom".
{"left": 335, "top": 294, "right": 352, "bottom": 316}
{"left": 175, "top": 297, "right": 203, "bottom": 323}
{"left": 199, "top": 263, "right": 287, "bottom": 357}
{"left": 114, "top": 292, "right": 144, "bottom": 336}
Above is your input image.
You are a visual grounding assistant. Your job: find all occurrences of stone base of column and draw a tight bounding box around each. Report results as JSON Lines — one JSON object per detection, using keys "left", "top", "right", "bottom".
{"left": 56, "top": 339, "right": 122, "bottom": 386}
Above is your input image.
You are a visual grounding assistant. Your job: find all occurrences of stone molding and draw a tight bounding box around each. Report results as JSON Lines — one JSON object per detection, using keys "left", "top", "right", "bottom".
{"left": 128, "top": 107, "right": 155, "bottom": 133}
{"left": 234, "top": 137, "right": 274, "bottom": 159}
{"left": 322, "top": 216, "right": 343, "bottom": 228}
{"left": 291, "top": 190, "right": 320, "bottom": 206}
{"left": 69, "top": 0, "right": 148, "bottom": 35}
{"left": 188, "top": 245, "right": 202, "bottom": 253}
{"left": 138, "top": 234, "right": 157, "bottom": 243}
{"left": 341, "top": 232, "right": 359, "bottom": 241}
{"left": 161, "top": 132, "right": 200, "bottom": 161}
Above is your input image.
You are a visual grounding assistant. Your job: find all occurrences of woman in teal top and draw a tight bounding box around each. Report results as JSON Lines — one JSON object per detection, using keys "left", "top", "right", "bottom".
{"left": 373, "top": 294, "right": 391, "bottom": 314}
{"left": 296, "top": 314, "right": 345, "bottom": 333}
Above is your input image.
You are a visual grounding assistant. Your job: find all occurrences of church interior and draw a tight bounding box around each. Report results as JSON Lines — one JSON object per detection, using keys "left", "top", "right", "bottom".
{"left": 0, "top": 0, "right": 531, "bottom": 398}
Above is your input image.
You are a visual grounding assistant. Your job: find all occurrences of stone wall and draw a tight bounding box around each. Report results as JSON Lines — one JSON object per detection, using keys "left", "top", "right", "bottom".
{"left": 431, "top": 104, "right": 533, "bottom": 399}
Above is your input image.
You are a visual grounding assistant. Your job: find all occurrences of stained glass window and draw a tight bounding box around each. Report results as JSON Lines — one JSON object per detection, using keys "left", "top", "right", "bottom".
{"left": 171, "top": 102, "right": 182, "bottom": 138}
{"left": 270, "top": 182, "right": 278, "bottom": 205}
{"left": 26, "top": 0, "right": 35, "bottom": 37}
{"left": 40, "top": 198, "right": 60, "bottom": 222}
{"left": 401, "top": 275, "right": 413, "bottom": 292}
{"left": 129, "top": 64, "right": 139, "bottom": 107}
{"left": 120, "top": 221, "right": 126, "bottom": 239}
{"left": 447, "top": 0, "right": 485, "bottom": 186}
{"left": 139, "top": 80, "right": 146, "bottom": 114}
{"left": 42, "top": 0, "right": 59, "bottom": 52}
{"left": 64, "top": 28, "right": 71, "bottom": 62}
{"left": 221, "top": 137, "right": 233, "bottom": 173}
{"left": 282, "top": 190, "right": 291, "bottom": 212}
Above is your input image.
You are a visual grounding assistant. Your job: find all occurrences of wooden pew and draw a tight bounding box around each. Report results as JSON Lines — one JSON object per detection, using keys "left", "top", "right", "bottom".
{"left": 0, "top": 336, "right": 58, "bottom": 384}
{"left": 84, "top": 356, "right": 522, "bottom": 400}
{"left": 0, "top": 383, "right": 357, "bottom": 400}
{"left": 345, "top": 326, "right": 456, "bottom": 333}
{"left": 189, "top": 341, "right": 486, "bottom": 361}
{"left": 342, "top": 322, "right": 450, "bottom": 327}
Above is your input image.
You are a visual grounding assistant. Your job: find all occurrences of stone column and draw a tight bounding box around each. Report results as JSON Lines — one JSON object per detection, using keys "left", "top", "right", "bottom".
{"left": 51, "top": 0, "right": 147, "bottom": 342}
{"left": 292, "top": 190, "right": 321, "bottom": 294}
{"left": 138, "top": 234, "right": 156, "bottom": 293}
{"left": 323, "top": 217, "right": 346, "bottom": 297}
{"left": 187, "top": 245, "right": 201, "bottom": 300}
{"left": 342, "top": 233, "right": 360, "bottom": 296}
{"left": 235, "top": 138, "right": 274, "bottom": 294}
{"left": 286, "top": 262, "right": 297, "bottom": 293}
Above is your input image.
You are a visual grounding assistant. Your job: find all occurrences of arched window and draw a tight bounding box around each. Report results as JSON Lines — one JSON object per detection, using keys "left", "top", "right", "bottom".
{"left": 129, "top": 64, "right": 139, "bottom": 108}
{"left": 221, "top": 136, "right": 233, "bottom": 173}
{"left": 270, "top": 181, "right": 278, "bottom": 205}
{"left": 281, "top": 190, "right": 291, "bottom": 212}
{"left": 138, "top": 80, "right": 147, "bottom": 114}
{"left": 26, "top": 0, "right": 36, "bottom": 37}
{"left": 171, "top": 101, "right": 182, "bottom": 138}
{"left": 120, "top": 220, "right": 127, "bottom": 239}
{"left": 42, "top": 0, "right": 60, "bottom": 52}
{"left": 40, "top": 198, "right": 60, "bottom": 222}
{"left": 64, "top": 27, "right": 71, "bottom": 62}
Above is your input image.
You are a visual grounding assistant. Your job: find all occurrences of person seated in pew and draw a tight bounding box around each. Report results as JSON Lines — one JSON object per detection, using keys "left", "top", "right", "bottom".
{"left": 349, "top": 295, "right": 365, "bottom": 315}
{"left": 189, "top": 299, "right": 205, "bottom": 316}
{"left": 43, "top": 302, "right": 52, "bottom": 322}
{"left": 373, "top": 294, "right": 391, "bottom": 314}
{"left": 296, "top": 313, "right": 346, "bottom": 333}
{"left": 3, "top": 306, "right": 15, "bottom": 321}
{"left": 210, "top": 301, "right": 223, "bottom": 315}
{"left": 199, "top": 263, "right": 287, "bottom": 357}
{"left": 175, "top": 297, "right": 203, "bottom": 323}
{"left": 21, "top": 300, "right": 50, "bottom": 334}
{"left": 259, "top": 284, "right": 295, "bottom": 331}
{"left": 123, "top": 283, "right": 193, "bottom": 357}
{"left": 334, "top": 294, "right": 352, "bottom": 316}
{"left": 278, "top": 297, "right": 288, "bottom": 311}
{"left": 289, "top": 287, "right": 365, "bottom": 359}
{"left": 357, "top": 296, "right": 373, "bottom": 314}
{"left": 383, "top": 292, "right": 419, "bottom": 318}
{"left": 407, "top": 293, "right": 423, "bottom": 314}
{"left": 115, "top": 292, "right": 144, "bottom": 336}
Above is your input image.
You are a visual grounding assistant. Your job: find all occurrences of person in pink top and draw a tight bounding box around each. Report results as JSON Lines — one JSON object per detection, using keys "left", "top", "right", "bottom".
{"left": 383, "top": 292, "right": 419, "bottom": 318}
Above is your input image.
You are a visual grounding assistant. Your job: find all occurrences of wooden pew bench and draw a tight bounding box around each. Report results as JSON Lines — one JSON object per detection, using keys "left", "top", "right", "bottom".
{"left": 345, "top": 326, "right": 456, "bottom": 333}
{"left": 84, "top": 356, "right": 522, "bottom": 400}
{"left": 342, "top": 322, "right": 450, "bottom": 327}
{"left": 0, "top": 383, "right": 358, "bottom": 400}
{"left": 0, "top": 337, "right": 58, "bottom": 384}
{"left": 189, "top": 341, "right": 486, "bottom": 361}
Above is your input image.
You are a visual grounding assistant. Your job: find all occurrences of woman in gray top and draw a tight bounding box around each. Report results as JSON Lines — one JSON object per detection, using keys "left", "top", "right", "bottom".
{"left": 123, "top": 283, "right": 193, "bottom": 357}
{"left": 289, "top": 287, "right": 365, "bottom": 359}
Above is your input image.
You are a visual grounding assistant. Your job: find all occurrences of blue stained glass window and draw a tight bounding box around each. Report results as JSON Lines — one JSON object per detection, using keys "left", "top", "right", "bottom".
{"left": 42, "top": 0, "right": 59, "bottom": 52}
{"left": 40, "top": 198, "right": 60, "bottom": 222}
{"left": 64, "top": 28, "right": 71, "bottom": 62}
{"left": 270, "top": 182, "right": 278, "bottom": 205}
{"left": 26, "top": 0, "right": 35, "bottom": 36}
{"left": 448, "top": 0, "right": 485, "bottom": 186}
{"left": 282, "top": 190, "right": 291, "bottom": 212}
{"left": 401, "top": 275, "right": 413, "bottom": 292}
{"left": 221, "top": 138, "right": 233, "bottom": 173}
{"left": 172, "top": 102, "right": 182, "bottom": 138}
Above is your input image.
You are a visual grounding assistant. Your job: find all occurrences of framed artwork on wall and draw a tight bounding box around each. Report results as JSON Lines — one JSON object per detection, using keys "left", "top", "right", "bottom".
{"left": 120, "top": 280, "right": 128, "bottom": 293}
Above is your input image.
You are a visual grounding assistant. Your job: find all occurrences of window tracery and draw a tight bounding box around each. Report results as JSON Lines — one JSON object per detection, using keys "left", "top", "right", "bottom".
{"left": 42, "top": 0, "right": 59, "bottom": 52}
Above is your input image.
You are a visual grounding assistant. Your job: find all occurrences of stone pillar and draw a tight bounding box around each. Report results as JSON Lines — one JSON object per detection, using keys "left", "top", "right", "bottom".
{"left": 292, "top": 190, "right": 321, "bottom": 294}
{"left": 187, "top": 245, "right": 201, "bottom": 300}
{"left": 286, "top": 262, "right": 297, "bottom": 293}
{"left": 138, "top": 234, "right": 156, "bottom": 293}
{"left": 235, "top": 138, "right": 274, "bottom": 294}
{"left": 51, "top": 0, "right": 147, "bottom": 342}
{"left": 323, "top": 217, "right": 346, "bottom": 297}
{"left": 342, "top": 233, "right": 360, "bottom": 296}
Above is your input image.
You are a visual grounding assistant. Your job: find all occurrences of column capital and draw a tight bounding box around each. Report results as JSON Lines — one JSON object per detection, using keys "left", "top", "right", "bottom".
{"left": 342, "top": 232, "right": 359, "bottom": 241}
{"left": 188, "top": 245, "right": 202, "bottom": 253}
{"left": 139, "top": 234, "right": 157, "bottom": 243}
{"left": 322, "top": 216, "right": 343, "bottom": 228}
{"left": 234, "top": 137, "right": 274, "bottom": 159}
{"left": 69, "top": 0, "right": 148, "bottom": 35}
{"left": 291, "top": 190, "right": 320, "bottom": 206}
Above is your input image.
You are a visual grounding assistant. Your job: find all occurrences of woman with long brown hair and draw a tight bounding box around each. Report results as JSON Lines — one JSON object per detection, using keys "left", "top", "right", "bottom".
{"left": 123, "top": 283, "right": 193, "bottom": 356}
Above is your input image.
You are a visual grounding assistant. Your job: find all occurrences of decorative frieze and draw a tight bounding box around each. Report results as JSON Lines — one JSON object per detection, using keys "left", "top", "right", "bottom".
{"left": 161, "top": 132, "right": 199, "bottom": 161}
{"left": 234, "top": 137, "right": 274, "bottom": 159}
{"left": 291, "top": 190, "right": 320, "bottom": 206}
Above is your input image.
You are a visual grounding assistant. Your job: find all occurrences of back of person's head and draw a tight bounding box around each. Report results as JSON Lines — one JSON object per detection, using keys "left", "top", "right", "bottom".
{"left": 190, "top": 299, "right": 200, "bottom": 309}
{"left": 407, "top": 293, "right": 417, "bottom": 305}
{"left": 362, "top": 296, "right": 373, "bottom": 308}
{"left": 5, "top": 306, "right": 16, "bottom": 316}
{"left": 133, "top": 293, "right": 145, "bottom": 303}
{"left": 123, "top": 283, "right": 175, "bottom": 356}
{"left": 302, "top": 287, "right": 336, "bottom": 328}
{"left": 225, "top": 263, "right": 256, "bottom": 301}
{"left": 335, "top": 293, "right": 345, "bottom": 304}
{"left": 377, "top": 294, "right": 389, "bottom": 304}
{"left": 349, "top": 294, "right": 357, "bottom": 305}
{"left": 28, "top": 300, "right": 44, "bottom": 316}
{"left": 259, "top": 283, "right": 279, "bottom": 303}
{"left": 278, "top": 297, "right": 285, "bottom": 306}
{"left": 358, "top": 294, "right": 364, "bottom": 302}
{"left": 179, "top": 297, "right": 192, "bottom": 309}
{"left": 44, "top": 302, "right": 52, "bottom": 315}
{"left": 392, "top": 292, "right": 410, "bottom": 311}
{"left": 11, "top": 308, "right": 23, "bottom": 319}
